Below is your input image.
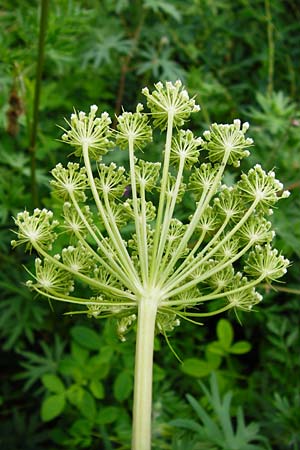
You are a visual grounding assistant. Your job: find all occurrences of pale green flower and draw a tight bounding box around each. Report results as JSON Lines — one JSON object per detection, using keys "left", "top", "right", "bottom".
{"left": 13, "top": 82, "right": 291, "bottom": 450}
{"left": 51, "top": 162, "right": 88, "bottom": 201}
{"left": 170, "top": 129, "right": 203, "bottom": 168}
{"left": 244, "top": 244, "right": 290, "bottom": 282}
{"left": 134, "top": 159, "right": 161, "bottom": 192}
{"left": 61, "top": 105, "right": 114, "bottom": 159}
{"left": 202, "top": 119, "right": 253, "bottom": 167}
{"left": 27, "top": 257, "right": 74, "bottom": 295}
{"left": 188, "top": 162, "right": 220, "bottom": 199}
{"left": 95, "top": 162, "right": 127, "bottom": 199}
{"left": 12, "top": 81, "right": 290, "bottom": 342}
{"left": 238, "top": 164, "right": 290, "bottom": 213}
{"left": 142, "top": 80, "right": 200, "bottom": 129}
{"left": 116, "top": 103, "right": 152, "bottom": 150}
{"left": 62, "top": 244, "right": 94, "bottom": 274}
{"left": 11, "top": 209, "right": 59, "bottom": 252}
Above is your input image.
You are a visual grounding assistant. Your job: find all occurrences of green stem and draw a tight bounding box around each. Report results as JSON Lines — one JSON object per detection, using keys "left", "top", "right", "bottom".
{"left": 164, "top": 238, "right": 256, "bottom": 299}
{"left": 82, "top": 142, "right": 141, "bottom": 289}
{"left": 140, "top": 181, "right": 149, "bottom": 279}
{"left": 150, "top": 112, "right": 174, "bottom": 282}
{"left": 153, "top": 155, "right": 185, "bottom": 281}
{"left": 132, "top": 294, "right": 159, "bottom": 450}
{"left": 161, "top": 273, "right": 265, "bottom": 306}
{"left": 164, "top": 198, "right": 259, "bottom": 294}
{"left": 157, "top": 195, "right": 180, "bottom": 270}
{"left": 128, "top": 137, "right": 147, "bottom": 282}
{"left": 29, "top": 0, "right": 49, "bottom": 207}
{"left": 69, "top": 192, "right": 135, "bottom": 291}
{"left": 265, "top": 0, "right": 274, "bottom": 96}
{"left": 263, "top": 285, "right": 300, "bottom": 295}
{"left": 176, "top": 214, "right": 231, "bottom": 279}
{"left": 32, "top": 287, "right": 136, "bottom": 305}
{"left": 74, "top": 230, "right": 136, "bottom": 293}
{"left": 101, "top": 193, "right": 142, "bottom": 292}
{"left": 33, "top": 242, "right": 129, "bottom": 298}
{"left": 158, "top": 149, "right": 230, "bottom": 287}
{"left": 162, "top": 303, "right": 233, "bottom": 318}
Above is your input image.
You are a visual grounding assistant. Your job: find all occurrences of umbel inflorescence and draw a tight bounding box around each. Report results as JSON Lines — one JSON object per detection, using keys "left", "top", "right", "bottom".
{"left": 12, "top": 81, "right": 290, "bottom": 340}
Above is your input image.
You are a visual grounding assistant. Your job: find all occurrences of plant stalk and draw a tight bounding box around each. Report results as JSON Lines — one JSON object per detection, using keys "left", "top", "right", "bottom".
{"left": 29, "top": 0, "right": 49, "bottom": 207}
{"left": 265, "top": 0, "right": 274, "bottom": 97}
{"left": 132, "top": 294, "right": 159, "bottom": 450}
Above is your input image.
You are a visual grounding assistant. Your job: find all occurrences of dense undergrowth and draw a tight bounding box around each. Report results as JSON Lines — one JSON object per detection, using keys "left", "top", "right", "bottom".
{"left": 0, "top": 1, "right": 300, "bottom": 449}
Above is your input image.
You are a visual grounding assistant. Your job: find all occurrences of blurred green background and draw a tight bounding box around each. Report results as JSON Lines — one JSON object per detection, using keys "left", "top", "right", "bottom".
{"left": 0, "top": 1, "right": 300, "bottom": 449}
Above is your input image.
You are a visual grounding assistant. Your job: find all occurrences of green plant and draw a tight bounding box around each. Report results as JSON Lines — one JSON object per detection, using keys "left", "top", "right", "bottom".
{"left": 271, "top": 391, "right": 300, "bottom": 449}
{"left": 181, "top": 318, "right": 251, "bottom": 381}
{"left": 246, "top": 91, "right": 300, "bottom": 182}
{"left": 11, "top": 80, "right": 289, "bottom": 450}
{"left": 38, "top": 323, "right": 133, "bottom": 448}
{"left": 17, "top": 335, "right": 66, "bottom": 390}
{"left": 170, "top": 373, "right": 270, "bottom": 450}
{"left": 246, "top": 308, "right": 300, "bottom": 450}
{"left": 0, "top": 409, "right": 50, "bottom": 450}
{"left": 0, "top": 268, "right": 48, "bottom": 350}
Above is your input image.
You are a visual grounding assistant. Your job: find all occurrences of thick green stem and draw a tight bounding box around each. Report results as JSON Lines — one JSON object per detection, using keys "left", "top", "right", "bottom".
{"left": 132, "top": 294, "right": 159, "bottom": 450}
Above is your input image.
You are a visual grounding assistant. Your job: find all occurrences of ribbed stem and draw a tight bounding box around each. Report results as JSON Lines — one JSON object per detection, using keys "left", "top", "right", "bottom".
{"left": 132, "top": 294, "right": 159, "bottom": 450}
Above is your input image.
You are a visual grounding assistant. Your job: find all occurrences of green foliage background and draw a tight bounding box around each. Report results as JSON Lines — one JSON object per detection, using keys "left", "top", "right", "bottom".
{"left": 0, "top": 0, "right": 299, "bottom": 449}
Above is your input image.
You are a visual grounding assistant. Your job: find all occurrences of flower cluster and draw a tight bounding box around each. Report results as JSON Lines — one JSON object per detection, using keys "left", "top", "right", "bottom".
{"left": 202, "top": 120, "right": 253, "bottom": 167}
{"left": 26, "top": 257, "right": 74, "bottom": 295}
{"left": 238, "top": 164, "right": 290, "bottom": 213}
{"left": 12, "top": 209, "right": 59, "bottom": 252}
{"left": 142, "top": 80, "right": 200, "bottom": 129}
{"left": 12, "top": 81, "right": 290, "bottom": 340}
{"left": 170, "top": 129, "right": 203, "bottom": 168}
{"left": 51, "top": 162, "right": 87, "bottom": 201}
{"left": 116, "top": 103, "right": 152, "bottom": 150}
{"left": 61, "top": 105, "right": 114, "bottom": 159}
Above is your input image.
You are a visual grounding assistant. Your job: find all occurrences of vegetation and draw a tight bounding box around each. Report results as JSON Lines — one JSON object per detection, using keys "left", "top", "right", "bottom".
{"left": 1, "top": 1, "right": 300, "bottom": 449}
